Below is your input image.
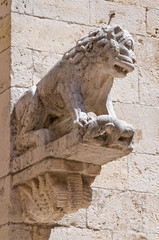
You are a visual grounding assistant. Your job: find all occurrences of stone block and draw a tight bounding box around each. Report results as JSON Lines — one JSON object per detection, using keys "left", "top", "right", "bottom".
{"left": 33, "top": 0, "right": 89, "bottom": 25}
{"left": 32, "top": 50, "right": 62, "bottom": 85}
{"left": 112, "top": 66, "right": 139, "bottom": 104}
{"left": 12, "top": 0, "right": 33, "bottom": 14}
{"left": 11, "top": 47, "right": 33, "bottom": 88}
{"left": 0, "top": 48, "right": 10, "bottom": 93}
{"left": 142, "top": 194, "right": 159, "bottom": 234}
{"left": 0, "top": 90, "right": 10, "bottom": 178}
{"left": 0, "top": 225, "right": 9, "bottom": 240}
{"left": 140, "top": 0, "right": 159, "bottom": 8}
{"left": 0, "top": 15, "right": 11, "bottom": 53}
{"left": 87, "top": 189, "right": 143, "bottom": 231}
{"left": 11, "top": 13, "right": 91, "bottom": 53}
{"left": 0, "top": 176, "right": 11, "bottom": 225}
{"left": 113, "top": 230, "right": 159, "bottom": 240}
{"left": 92, "top": 156, "right": 128, "bottom": 190}
{"left": 11, "top": 87, "right": 28, "bottom": 112}
{"left": 128, "top": 153, "right": 159, "bottom": 193}
{"left": 90, "top": 1, "right": 146, "bottom": 35}
{"left": 139, "top": 68, "right": 159, "bottom": 107}
{"left": 114, "top": 103, "right": 159, "bottom": 155}
{"left": 0, "top": 0, "right": 10, "bottom": 19}
{"left": 147, "top": 8, "right": 159, "bottom": 37}
{"left": 32, "top": 225, "right": 51, "bottom": 240}
{"left": 49, "top": 227, "right": 112, "bottom": 240}
{"left": 110, "top": 0, "right": 140, "bottom": 5}
{"left": 134, "top": 36, "right": 159, "bottom": 69}
{"left": 57, "top": 209, "right": 86, "bottom": 228}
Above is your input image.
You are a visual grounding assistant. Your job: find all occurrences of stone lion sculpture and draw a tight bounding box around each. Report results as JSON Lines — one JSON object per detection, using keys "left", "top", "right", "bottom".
{"left": 13, "top": 25, "right": 136, "bottom": 155}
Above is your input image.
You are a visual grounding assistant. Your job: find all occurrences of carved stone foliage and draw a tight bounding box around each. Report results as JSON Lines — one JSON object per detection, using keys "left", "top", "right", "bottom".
{"left": 18, "top": 172, "right": 93, "bottom": 224}
{"left": 11, "top": 25, "right": 136, "bottom": 224}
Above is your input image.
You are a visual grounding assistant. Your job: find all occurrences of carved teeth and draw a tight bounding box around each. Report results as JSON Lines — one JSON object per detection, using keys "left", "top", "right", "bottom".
{"left": 114, "top": 65, "right": 128, "bottom": 74}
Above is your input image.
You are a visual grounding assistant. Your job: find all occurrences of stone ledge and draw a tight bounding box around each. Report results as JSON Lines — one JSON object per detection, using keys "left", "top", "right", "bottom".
{"left": 12, "top": 128, "right": 131, "bottom": 174}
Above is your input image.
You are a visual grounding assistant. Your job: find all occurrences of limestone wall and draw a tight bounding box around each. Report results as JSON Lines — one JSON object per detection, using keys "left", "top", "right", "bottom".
{"left": 0, "top": 0, "right": 159, "bottom": 239}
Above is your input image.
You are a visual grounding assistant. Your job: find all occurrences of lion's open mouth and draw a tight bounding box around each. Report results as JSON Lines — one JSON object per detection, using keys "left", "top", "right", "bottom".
{"left": 114, "top": 64, "right": 128, "bottom": 75}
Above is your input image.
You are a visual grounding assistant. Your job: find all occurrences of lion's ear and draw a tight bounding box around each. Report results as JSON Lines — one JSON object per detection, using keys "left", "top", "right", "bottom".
{"left": 113, "top": 25, "right": 122, "bottom": 34}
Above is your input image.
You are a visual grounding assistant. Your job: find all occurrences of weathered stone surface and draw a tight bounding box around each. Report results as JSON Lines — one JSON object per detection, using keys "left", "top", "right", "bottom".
{"left": 128, "top": 154, "right": 159, "bottom": 193}
{"left": 112, "top": 66, "right": 139, "bottom": 103}
{"left": 140, "top": 0, "right": 159, "bottom": 8}
{"left": 113, "top": 230, "right": 159, "bottom": 240}
{"left": 135, "top": 36, "right": 159, "bottom": 69}
{"left": 57, "top": 208, "right": 86, "bottom": 228}
{"left": 11, "top": 13, "right": 91, "bottom": 53}
{"left": 147, "top": 8, "right": 159, "bottom": 37}
{"left": 90, "top": 1, "right": 146, "bottom": 35}
{"left": 12, "top": 0, "right": 33, "bottom": 14}
{"left": 33, "top": 0, "right": 89, "bottom": 25}
{"left": 13, "top": 25, "right": 135, "bottom": 156}
{"left": 0, "top": 90, "right": 10, "bottom": 178}
{"left": 0, "top": 15, "right": 10, "bottom": 53}
{"left": 0, "top": 176, "right": 11, "bottom": 225}
{"left": 139, "top": 68, "right": 159, "bottom": 107}
{"left": 0, "top": 225, "right": 9, "bottom": 240}
{"left": 87, "top": 189, "right": 143, "bottom": 231}
{"left": 92, "top": 156, "right": 128, "bottom": 190}
{"left": 114, "top": 103, "right": 159, "bottom": 155}
{"left": 142, "top": 194, "right": 159, "bottom": 234}
{"left": 11, "top": 47, "right": 33, "bottom": 88}
{"left": 0, "top": 48, "right": 10, "bottom": 93}
{"left": 32, "top": 51, "right": 62, "bottom": 85}
{"left": 32, "top": 225, "right": 51, "bottom": 240}
{"left": 0, "top": 0, "right": 10, "bottom": 18}
{"left": 12, "top": 156, "right": 99, "bottom": 223}
{"left": 49, "top": 227, "right": 112, "bottom": 240}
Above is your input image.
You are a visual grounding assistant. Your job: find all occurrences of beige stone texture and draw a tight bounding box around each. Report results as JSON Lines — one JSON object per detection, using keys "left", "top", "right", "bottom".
{"left": 0, "top": 0, "right": 10, "bottom": 18}
{"left": 134, "top": 36, "right": 159, "bottom": 69}
{"left": 114, "top": 103, "right": 159, "bottom": 155}
{"left": 11, "top": 47, "right": 33, "bottom": 87}
{"left": 49, "top": 227, "right": 112, "bottom": 240}
{"left": 112, "top": 67, "right": 139, "bottom": 104}
{"left": 0, "top": 15, "right": 10, "bottom": 53}
{"left": 139, "top": 68, "right": 159, "bottom": 107}
{"left": 32, "top": 226, "right": 51, "bottom": 240}
{"left": 32, "top": 51, "right": 62, "bottom": 85}
{"left": 0, "top": 176, "right": 11, "bottom": 225}
{"left": 32, "top": 0, "right": 89, "bottom": 25}
{"left": 142, "top": 194, "right": 159, "bottom": 234}
{"left": 90, "top": 1, "right": 146, "bottom": 35}
{"left": 11, "top": 13, "right": 91, "bottom": 53}
{"left": 113, "top": 230, "right": 159, "bottom": 240}
{"left": 57, "top": 209, "right": 86, "bottom": 228}
{"left": 87, "top": 189, "right": 143, "bottom": 231}
{"left": 12, "top": 0, "right": 33, "bottom": 15}
{"left": 92, "top": 157, "right": 128, "bottom": 190}
{"left": 0, "top": 48, "right": 10, "bottom": 93}
{"left": 147, "top": 8, "right": 159, "bottom": 37}
{"left": 128, "top": 153, "right": 159, "bottom": 193}
{"left": 0, "top": 90, "right": 10, "bottom": 178}
{"left": 140, "top": 0, "right": 159, "bottom": 9}
{"left": 0, "top": 225, "right": 9, "bottom": 240}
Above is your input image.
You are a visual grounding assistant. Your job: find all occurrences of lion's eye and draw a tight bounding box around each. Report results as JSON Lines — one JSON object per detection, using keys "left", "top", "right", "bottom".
{"left": 125, "top": 40, "right": 133, "bottom": 50}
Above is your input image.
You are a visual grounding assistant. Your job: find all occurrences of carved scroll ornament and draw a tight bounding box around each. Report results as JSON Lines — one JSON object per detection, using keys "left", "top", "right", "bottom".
{"left": 12, "top": 25, "right": 136, "bottom": 224}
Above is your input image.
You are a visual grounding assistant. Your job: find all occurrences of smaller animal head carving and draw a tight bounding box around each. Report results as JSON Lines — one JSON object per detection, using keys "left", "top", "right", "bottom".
{"left": 63, "top": 25, "right": 136, "bottom": 78}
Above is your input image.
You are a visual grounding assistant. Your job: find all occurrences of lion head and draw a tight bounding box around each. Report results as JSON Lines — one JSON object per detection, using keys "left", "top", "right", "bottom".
{"left": 63, "top": 25, "right": 136, "bottom": 78}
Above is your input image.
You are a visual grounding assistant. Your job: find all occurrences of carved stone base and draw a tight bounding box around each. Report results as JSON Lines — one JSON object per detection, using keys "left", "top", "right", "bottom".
{"left": 12, "top": 128, "right": 132, "bottom": 224}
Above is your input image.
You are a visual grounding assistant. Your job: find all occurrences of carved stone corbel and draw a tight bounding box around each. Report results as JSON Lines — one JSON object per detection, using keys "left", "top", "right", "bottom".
{"left": 11, "top": 24, "right": 136, "bottom": 224}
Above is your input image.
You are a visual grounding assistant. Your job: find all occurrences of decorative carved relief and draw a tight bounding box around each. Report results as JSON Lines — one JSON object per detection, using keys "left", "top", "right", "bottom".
{"left": 12, "top": 24, "right": 136, "bottom": 156}
{"left": 11, "top": 25, "right": 136, "bottom": 224}
{"left": 18, "top": 172, "right": 93, "bottom": 223}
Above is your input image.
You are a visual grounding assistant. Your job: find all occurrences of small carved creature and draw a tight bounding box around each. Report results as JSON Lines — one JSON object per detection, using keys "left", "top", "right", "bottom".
{"left": 13, "top": 25, "right": 136, "bottom": 155}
